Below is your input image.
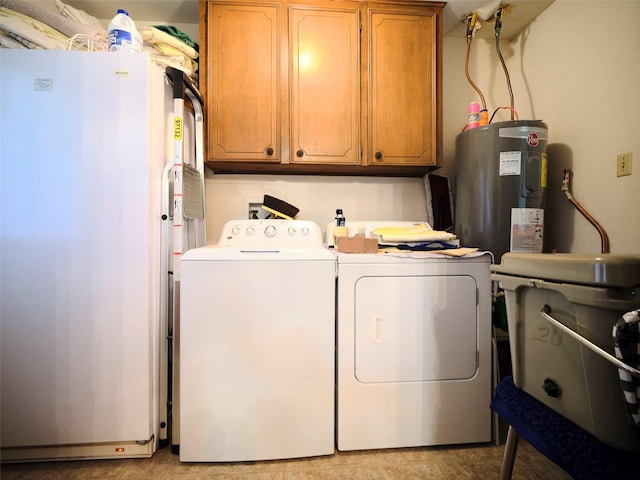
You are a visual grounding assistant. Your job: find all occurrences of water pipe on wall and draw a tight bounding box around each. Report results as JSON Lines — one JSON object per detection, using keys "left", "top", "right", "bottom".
{"left": 464, "top": 13, "right": 488, "bottom": 126}
{"left": 561, "top": 170, "right": 610, "bottom": 254}
{"left": 494, "top": 6, "right": 514, "bottom": 121}
{"left": 463, "top": 4, "right": 521, "bottom": 127}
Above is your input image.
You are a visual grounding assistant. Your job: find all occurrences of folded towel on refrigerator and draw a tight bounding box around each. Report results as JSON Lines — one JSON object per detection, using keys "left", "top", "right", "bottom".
{"left": 0, "top": 0, "right": 106, "bottom": 42}
{"left": 0, "top": 6, "right": 67, "bottom": 49}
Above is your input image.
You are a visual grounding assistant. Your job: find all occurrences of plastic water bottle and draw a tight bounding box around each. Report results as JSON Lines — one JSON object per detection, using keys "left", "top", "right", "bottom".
{"left": 108, "top": 9, "right": 142, "bottom": 53}
{"left": 332, "top": 209, "right": 348, "bottom": 246}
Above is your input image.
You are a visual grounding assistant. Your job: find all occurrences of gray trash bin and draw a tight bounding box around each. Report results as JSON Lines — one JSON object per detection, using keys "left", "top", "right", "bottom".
{"left": 492, "top": 253, "right": 640, "bottom": 452}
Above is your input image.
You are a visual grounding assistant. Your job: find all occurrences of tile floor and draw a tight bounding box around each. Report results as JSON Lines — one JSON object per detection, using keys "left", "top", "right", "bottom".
{"left": 1, "top": 440, "right": 571, "bottom": 480}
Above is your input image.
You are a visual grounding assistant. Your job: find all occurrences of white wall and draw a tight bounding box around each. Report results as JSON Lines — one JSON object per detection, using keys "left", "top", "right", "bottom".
{"left": 203, "top": 1, "right": 638, "bottom": 254}
{"left": 204, "top": 175, "right": 429, "bottom": 243}
{"left": 524, "top": 0, "right": 639, "bottom": 255}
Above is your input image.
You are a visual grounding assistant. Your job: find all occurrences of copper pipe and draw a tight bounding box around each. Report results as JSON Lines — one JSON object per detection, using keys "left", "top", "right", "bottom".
{"left": 561, "top": 170, "right": 610, "bottom": 254}
{"left": 465, "top": 14, "right": 487, "bottom": 111}
{"left": 495, "top": 8, "right": 514, "bottom": 120}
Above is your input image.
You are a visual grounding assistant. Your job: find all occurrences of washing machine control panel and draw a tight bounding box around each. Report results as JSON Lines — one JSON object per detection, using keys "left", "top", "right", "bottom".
{"left": 218, "top": 219, "right": 324, "bottom": 249}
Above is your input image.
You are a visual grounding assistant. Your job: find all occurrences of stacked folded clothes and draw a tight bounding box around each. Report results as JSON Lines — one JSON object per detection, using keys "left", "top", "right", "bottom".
{"left": 371, "top": 223, "right": 459, "bottom": 249}
{"left": 141, "top": 24, "right": 199, "bottom": 80}
{"left": 369, "top": 223, "right": 480, "bottom": 257}
{"left": 0, "top": 0, "right": 106, "bottom": 49}
{"left": 0, "top": 0, "right": 199, "bottom": 80}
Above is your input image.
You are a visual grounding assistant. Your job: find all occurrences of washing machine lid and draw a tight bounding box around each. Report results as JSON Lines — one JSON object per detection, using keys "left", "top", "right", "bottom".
{"left": 492, "top": 253, "right": 640, "bottom": 288}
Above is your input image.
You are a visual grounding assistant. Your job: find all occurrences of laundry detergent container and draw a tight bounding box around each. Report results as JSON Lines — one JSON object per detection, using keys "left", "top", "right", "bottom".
{"left": 492, "top": 253, "right": 640, "bottom": 452}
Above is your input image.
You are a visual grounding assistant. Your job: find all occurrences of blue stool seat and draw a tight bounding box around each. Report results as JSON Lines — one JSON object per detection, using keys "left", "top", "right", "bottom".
{"left": 490, "top": 376, "right": 640, "bottom": 480}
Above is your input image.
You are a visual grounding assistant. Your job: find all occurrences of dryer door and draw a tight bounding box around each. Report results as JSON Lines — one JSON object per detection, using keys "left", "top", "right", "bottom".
{"left": 354, "top": 275, "right": 478, "bottom": 383}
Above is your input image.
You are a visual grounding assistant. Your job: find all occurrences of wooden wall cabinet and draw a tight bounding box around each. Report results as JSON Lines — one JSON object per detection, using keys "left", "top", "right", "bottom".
{"left": 290, "top": 3, "right": 360, "bottom": 166}
{"left": 199, "top": 0, "right": 444, "bottom": 176}
{"left": 367, "top": 4, "right": 439, "bottom": 167}
{"left": 204, "top": 3, "right": 280, "bottom": 163}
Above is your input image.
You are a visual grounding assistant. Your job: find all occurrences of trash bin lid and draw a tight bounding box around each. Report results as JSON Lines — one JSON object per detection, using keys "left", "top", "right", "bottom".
{"left": 491, "top": 253, "right": 640, "bottom": 288}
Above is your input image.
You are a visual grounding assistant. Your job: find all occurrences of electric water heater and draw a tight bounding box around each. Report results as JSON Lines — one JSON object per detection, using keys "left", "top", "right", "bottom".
{"left": 454, "top": 120, "right": 548, "bottom": 261}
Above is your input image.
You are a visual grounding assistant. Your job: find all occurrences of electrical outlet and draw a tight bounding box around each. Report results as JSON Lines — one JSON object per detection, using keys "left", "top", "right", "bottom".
{"left": 617, "top": 152, "right": 632, "bottom": 177}
{"left": 248, "top": 202, "right": 270, "bottom": 219}
{"left": 243, "top": 197, "right": 268, "bottom": 219}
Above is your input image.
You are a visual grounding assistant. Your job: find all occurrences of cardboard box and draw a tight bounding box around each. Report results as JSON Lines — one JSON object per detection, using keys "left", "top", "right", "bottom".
{"left": 336, "top": 236, "right": 378, "bottom": 253}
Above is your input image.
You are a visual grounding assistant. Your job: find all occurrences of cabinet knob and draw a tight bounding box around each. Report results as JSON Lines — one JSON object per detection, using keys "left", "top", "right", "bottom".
{"left": 296, "top": 149, "right": 304, "bottom": 158}
{"left": 375, "top": 151, "right": 383, "bottom": 160}
{"left": 266, "top": 147, "right": 274, "bottom": 156}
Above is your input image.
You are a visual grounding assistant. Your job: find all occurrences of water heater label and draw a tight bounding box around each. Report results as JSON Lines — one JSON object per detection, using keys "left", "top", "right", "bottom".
{"left": 510, "top": 208, "right": 544, "bottom": 253}
{"left": 499, "top": 151, "right": 521, "bottom": 176}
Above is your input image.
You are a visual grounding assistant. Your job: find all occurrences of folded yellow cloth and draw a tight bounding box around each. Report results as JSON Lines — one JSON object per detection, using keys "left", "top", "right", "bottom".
{"left": 371, "top": 224, "right": 456, "bottom": 243}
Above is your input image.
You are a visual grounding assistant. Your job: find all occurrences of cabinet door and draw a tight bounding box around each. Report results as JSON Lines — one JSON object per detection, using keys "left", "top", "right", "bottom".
{"left": 368, "top": 8, "right": 439, "bottom": 166}
{"left": 290, "top": 4, "right": 360, "bottom": 165}
{"left": 207, "top": 3, "right": 280, "bottom": 162}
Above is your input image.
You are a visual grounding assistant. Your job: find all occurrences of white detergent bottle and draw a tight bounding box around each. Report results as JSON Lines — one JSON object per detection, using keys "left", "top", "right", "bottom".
{"left": 108, "top": 9, "right": 142, "bottom": 53}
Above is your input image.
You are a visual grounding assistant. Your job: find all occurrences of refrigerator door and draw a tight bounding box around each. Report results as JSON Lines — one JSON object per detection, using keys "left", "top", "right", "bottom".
{"left": 0, "top": 50, "right": 169, "bottom": 460}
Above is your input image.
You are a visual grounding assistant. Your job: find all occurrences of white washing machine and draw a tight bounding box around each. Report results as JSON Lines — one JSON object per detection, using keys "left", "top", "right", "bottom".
{"left": 179, "top": 219, "right": 335, "bottom": 462}
{"left": 335, "top": 222, "right": 492, "bottom": 451}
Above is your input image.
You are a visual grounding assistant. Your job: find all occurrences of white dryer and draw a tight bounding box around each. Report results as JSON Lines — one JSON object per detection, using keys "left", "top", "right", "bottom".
{"left": 336, "top": 222, "right": 492, "bottom": 451}
{"left": 179, "top": 219, "right": 335, "bottom": 462}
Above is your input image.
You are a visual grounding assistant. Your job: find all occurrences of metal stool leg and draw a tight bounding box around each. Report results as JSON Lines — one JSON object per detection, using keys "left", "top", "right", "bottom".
{"left": 500, "top": 425, "right": 519, "bottom": 480}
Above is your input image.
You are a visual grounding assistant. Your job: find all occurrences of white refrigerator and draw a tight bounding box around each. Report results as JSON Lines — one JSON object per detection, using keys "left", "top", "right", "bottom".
{"left": 0, "top": 50, "right": 205, "bottom": 461}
